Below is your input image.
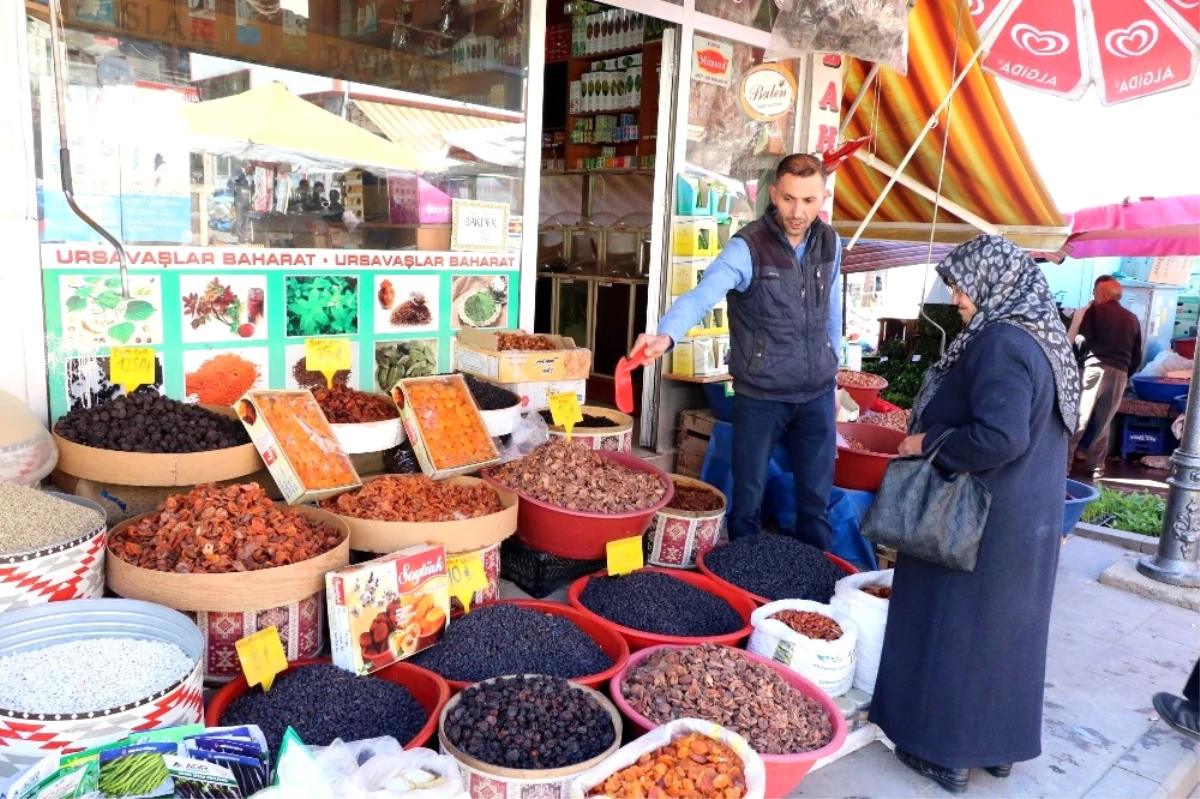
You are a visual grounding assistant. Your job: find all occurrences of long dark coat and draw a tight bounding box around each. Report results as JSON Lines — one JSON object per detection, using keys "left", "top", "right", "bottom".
{"left": 869, "top": 324, "right": 1067, "bottom": 768}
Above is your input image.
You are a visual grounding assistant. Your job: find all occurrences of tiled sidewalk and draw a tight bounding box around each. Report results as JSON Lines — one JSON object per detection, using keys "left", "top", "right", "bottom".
{"left": 792, "top": 538, "right": 1200, "bottom": 798}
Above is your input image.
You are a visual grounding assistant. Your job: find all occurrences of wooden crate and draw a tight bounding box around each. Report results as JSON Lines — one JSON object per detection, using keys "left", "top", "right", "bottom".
{"left": 675, "top": 409, "right": 718, "bottom": 478}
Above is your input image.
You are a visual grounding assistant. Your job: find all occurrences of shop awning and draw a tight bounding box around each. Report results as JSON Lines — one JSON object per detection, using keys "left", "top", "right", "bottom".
{"left": 833, "top": 0, "right": 1070, "bottom": 252}
{"left": 840, "top": 240, "right": 957, "bottom": 274}
{"left": 351, "top": 98, "right": 513, "bottom": 160}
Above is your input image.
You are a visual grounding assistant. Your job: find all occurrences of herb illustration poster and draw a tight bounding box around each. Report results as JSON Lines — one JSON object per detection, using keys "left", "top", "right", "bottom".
{"left": 41, "top": 246, "right": 520, "bottom": 421}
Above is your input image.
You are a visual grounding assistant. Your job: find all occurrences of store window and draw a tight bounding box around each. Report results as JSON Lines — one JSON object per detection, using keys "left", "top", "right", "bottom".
{"left": 695, "top": 0, "right": 777, "bottom": 33}
{"left": 24, "top": 0, "right": 533, "bottom": 420}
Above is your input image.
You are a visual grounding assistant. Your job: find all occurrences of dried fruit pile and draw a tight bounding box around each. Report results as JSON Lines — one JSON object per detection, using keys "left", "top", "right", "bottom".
{"left": 842, "top": 437, "right": 869, "bottom": 452}
{"left": 772, "top": 610, "right": 843, "bottom": 641}
{"left": 220, "top": 662, "right": 426, "bottom": 756}
{"left": 539, "top": 410, "right": 620, "bottom": 428}
{"left": 579, "top": 571, "right": 744, "bottom": 638}
{"left": 461, "top": 373, "right": 520, "bottom": 411}
{"left": 667, "top": 483, "right": 724, "bottom": 513}
{"left": 496, "top": 333, "right": 556, "bottom": 351}
{"left": 410, "top": 604, "right": 612, "bottom": 683}
{"left": 54, "top": 392, "right": 250, "bottom": 453}
{"left": 703, "top": 534, "right": 843, "bottom": 603}
{"left": 445, "top": 675, "right": 615, "bottom": 769}
{"left": 587, "top": 733, "right": 747, "bottom": 799}
{"left": 490, "top": 439, "right": 665, "bottom": 513}
{"left": 320, "top": 475, "right": 502, "bottom": 523}
{"left": 862, "top": 585, "right": 892, "bottom": 599}
{"left": 621, "top": 644, "right": 834, "bottom": 755}
{"left": 253, "top": 392, "right": 358, "bottom": 489}
{"left": 860, "top": 410, "right": 910, "bottom": 432}
{"left": 836, "top": 370, "right": 886, "bottom": 389}
{"left": 403, "top": 377, "right": 496, "bottom": 469}
{"left": 109, "top": 483, "right": 345, "bottom": 574}
{"left": 311, "top": 385, "right": 399, "bottom": 424}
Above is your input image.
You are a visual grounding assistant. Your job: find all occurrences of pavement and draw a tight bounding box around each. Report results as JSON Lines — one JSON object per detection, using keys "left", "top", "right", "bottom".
{"left": 791, "top": 537, "right": 1200, "bottom": 799}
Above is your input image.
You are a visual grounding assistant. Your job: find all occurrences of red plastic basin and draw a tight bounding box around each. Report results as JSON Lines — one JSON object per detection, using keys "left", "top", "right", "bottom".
{"left": 566, "top": 567, "right": 756, "bottom": 652}
{"left": 483, "top": 451, "right": 674, "bottom": 560}
{"left": 611, "top": 644, "right": 848, "bottom": 797}
{"left": 834, "top": 421, "right": 906, "bottom": 492}
{"left": 440, "top": 599, "right": 630, "bottom": 694}
{"left": 837, "top": 372, "right": 888, "bottom": 413}
{"left": 695, "top": 547, "right": 858, "bottom": 607}
{"left": 205, "top": 657, "right": 449, "bottom": 750}
{"left": 1173, "top": 337, "right": 1196, "bottom": 359}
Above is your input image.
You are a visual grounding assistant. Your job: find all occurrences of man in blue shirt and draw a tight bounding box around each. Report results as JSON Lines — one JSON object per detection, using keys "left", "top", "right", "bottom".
{"left": 633, "top": 154, "right": 842, "bottom": 550}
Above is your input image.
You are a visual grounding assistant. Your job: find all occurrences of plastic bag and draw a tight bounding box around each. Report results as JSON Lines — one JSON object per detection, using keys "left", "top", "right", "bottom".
{"left": 382, "top": 442, "right": 422, "bottom": 474}
{"left": 1137, "top": 350, "right": 1194, "bottom": 378}
{"left": 836, "top": 389, "right": 860, "bottom": 423}
{"left": 767, "top": 0, "right": 910, "bottom": 75}
{"left": 498, "top": 411, "right": 549, "bottom": 463}
{"left": 568, "top": 719, "right": 767, "bottom": 799}
{"left": 343, "top": 748, "right": 465, "bottom": 799}
{"left": 830, "top": 570, "right": 893, "bottom": 695}
{"left": 748, "top": 600, "right": 858, "bottom": 697}
{"left": 308, "top": 737, "right": 404, "bottom": 767}
{"left": 0, "top": 390, "right": 57, "bottom": 487}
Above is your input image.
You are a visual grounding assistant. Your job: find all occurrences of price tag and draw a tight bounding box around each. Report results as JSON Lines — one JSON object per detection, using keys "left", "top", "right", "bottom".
{"left": 305, "top": 338, "right": 352, "bottom": 388}
{"left": 912, "top": 354, "right": 922, "bottom": 362}
{"left": 109, "top": 347, "right": 156, "bottom": 394}
{"left": 606, "top": 535, "right": 644, "bottom": 577}
{"left": 548, "top": 392, "right": 583, "bottom": 442}
{"left": 235, "top": 626, "right": 288, "bottom": 692}
{"left": 446, "top": 553, "right": 489, "bottom": 613}
{"left": 723, "top": 382, "right": 735, "bottom": 398}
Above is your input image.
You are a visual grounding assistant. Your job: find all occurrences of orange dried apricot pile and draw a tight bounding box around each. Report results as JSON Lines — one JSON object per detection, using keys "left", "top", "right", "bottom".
{"left": 589, "top": 733, "right": 747, "bottom": 799}
{"left": 257, "top": 392, "right": 358, "bottom": 489}
{"left": 405, "top": 378, "right": 495, "bottom": 469}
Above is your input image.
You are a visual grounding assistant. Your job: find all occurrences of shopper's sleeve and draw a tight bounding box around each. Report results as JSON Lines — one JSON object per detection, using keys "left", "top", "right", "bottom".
{"left": 827, "top": 237, "right": 843, "bottom": 352}
{"left": 657, "top": 239, "right": 752, "bottom": 345}
{"left": 920, "top": 328, "right": 1034, "bottom": 473}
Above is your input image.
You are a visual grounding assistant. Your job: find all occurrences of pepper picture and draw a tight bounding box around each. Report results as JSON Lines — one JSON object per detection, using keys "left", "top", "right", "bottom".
{"left": 451, "top": 274, "right": 508, "bottom": 329}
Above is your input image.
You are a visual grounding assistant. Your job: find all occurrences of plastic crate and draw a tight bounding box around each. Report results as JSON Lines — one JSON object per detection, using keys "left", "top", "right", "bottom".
{"left": 1121, "top": 415, "right": 1173, "bottom": 458}
{"left": 500, "top": 536, "right": 652, "bottom": 598}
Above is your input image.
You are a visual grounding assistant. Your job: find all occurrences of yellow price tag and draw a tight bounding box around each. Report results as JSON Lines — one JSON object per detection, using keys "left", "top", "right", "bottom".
{"left": 235, "top": 626, "right": 288, "bottom": 692}
{"left": 446, "top": 553, "right": 490, "bottom": 613}
{"left": 606, "top": 535, "right": 644, "bottom": 577}
{"left": 109, "top": 347, "right": 156, "bottom": 394}
{"left": 305, "top": 338, "right": 352, "bottom": 389}
{"left": 548, "top": 392, "right": 583, "bottom": 442}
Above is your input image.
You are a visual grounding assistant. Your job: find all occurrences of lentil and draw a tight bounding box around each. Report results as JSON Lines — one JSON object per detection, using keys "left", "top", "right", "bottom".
{"left": 220, "top": 662, "right": 426, "bottom": 756}
{"left": 109, "top": 482, "right": 345, "bottom": 574}
{"left": 0, "top": 638, "right": 192, "bottom": 713}
{"left": 490, "top": 439, "right": 665, "bottom": 513}
{"left": 445, "top": 675, "right": 614, "bottom": 769}
{"left": 461, "top": 373, "right": 520, "bottom": 411}
{"left": 312, "top": 385, "right": 399, "bottom": 424}
{"left": 579, "top": 571, "right": 744, "bottom": 638}
{"left": 704, "top": 534, "right": 843, "bottom": 603}
{"left": 621, "top": 644, "right": 833, "bottom": 754}
{"left": 410, "top": 603, "right": 612, "bottom": 683}
{"left": 54, "top": 392, "right": 250, "bottom": 453}
{"left": 588, "top": 733, "right": 747, "bottom": 799}
{"left": 538, "top": 411, "right": 620, "bottom": 428}
{"left": 320, "top": 475, "right": 502, "bottom": 522}
{"left": 836, "top": 370, "right": 886, "bottom": 389}
{"left": 772, "top": 610, "right": 843, "bottom": 640}
{"left": 0, "top": 485, "right": 103, "bottom": 555}
{"left": 667, "top": 484, "right": 724, "bottom": 513}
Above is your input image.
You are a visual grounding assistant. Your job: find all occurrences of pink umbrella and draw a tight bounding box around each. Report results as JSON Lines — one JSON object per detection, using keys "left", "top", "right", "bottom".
{"left": 971, "top": 0, "right": 1200, "bottom": 105}
{"left": 1064, "top": 194, "right": 1200, "bottom": 257}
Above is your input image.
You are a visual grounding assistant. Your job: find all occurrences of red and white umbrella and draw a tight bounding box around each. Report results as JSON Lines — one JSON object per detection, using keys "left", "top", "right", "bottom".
{"left": 971, "top": 0, "right": 1200, "bottom": 104}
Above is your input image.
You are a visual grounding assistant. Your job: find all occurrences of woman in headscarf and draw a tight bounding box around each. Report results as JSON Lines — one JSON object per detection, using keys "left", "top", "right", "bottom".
{"left": 870, "top": 235, "right": 1080, "bottom": 794}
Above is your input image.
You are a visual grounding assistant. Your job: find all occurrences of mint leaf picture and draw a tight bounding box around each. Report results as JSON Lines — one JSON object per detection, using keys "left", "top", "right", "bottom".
{"left": 285, "top": 275, "right": 359, "bottom": 337}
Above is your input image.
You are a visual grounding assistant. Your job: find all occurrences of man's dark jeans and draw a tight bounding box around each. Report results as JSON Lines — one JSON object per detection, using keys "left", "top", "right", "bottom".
{"left": 729, "top": 391, "right": 835, "bottom": 550}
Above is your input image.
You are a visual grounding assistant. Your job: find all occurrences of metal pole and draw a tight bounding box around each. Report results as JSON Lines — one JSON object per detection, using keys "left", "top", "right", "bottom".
{"left": 1138, "top": 351, "right": 1200, "bottom": 586}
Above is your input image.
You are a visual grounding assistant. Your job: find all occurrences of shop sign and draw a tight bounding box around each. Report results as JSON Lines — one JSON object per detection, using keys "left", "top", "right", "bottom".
{"left": 1148, "top": 256, "right": 1195, "bottom": 286}
{"left": 451, "top": 199, "right": 510, "bottom": 253}
{"left": 740, "top": 64, "right": 797, "bottom": 122}
{"left": 42, "top": 245, "right": 520, "bottom": 272}
{"left": 692, "top": 36, "right": 734, "bottom": 87}
{"left": 800, "top": 54, "right": 845, "bottom": 223}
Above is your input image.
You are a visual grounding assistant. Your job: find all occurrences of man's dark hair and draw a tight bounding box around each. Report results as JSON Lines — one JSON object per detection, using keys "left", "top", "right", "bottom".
{"left": 776, "top": 153, "right": 827, "bottom": 182}
{"left": 1094, "top": 275, "right": 1118, "bottom": 286}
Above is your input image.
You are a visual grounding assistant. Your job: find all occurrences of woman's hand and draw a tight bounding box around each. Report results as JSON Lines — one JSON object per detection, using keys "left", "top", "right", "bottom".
{"left": 898, "top": 433, "right": 926, "bottom": 457}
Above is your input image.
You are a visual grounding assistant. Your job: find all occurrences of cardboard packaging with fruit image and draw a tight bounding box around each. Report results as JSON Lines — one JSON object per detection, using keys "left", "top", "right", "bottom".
{"left": 326, "top": 543, "right": 450, "bottom": 675}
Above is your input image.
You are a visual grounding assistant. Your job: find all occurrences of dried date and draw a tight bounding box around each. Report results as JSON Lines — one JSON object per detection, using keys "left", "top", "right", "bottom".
{"left": 109, "top": 483, "right": 345, "bottom": 574}
{"left": 320, "top": 476, "right": 502, "bottom": 523}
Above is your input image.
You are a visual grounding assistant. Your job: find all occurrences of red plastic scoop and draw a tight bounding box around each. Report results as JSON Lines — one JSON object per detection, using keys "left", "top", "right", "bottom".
{"left": 614, "top": 345, "right": 649, "bottom": 414}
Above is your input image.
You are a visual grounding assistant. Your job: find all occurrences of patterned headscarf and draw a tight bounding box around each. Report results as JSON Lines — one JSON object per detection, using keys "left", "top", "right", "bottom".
{"left": 910, "top": 235, "right": 1080, "bottom": 434}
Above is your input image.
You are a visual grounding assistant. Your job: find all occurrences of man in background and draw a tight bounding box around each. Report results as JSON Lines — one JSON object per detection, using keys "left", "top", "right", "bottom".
{"left": 1068, "top": 275, "right": 1142, "bottom": 481}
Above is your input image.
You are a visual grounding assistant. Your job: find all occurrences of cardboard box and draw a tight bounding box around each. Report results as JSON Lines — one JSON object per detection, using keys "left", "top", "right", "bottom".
{"left": 326, "top": 544, "right": 450, "bottom": 676}
{"left": 236, "top": 390, "right": 361, "bottom": 505}
{"left": 673, "top": 218, "right": 720, "bottom": 257}
{"left": 454, "top": 329, "right": 592, "bottom": 383}
{"left": 390, "top": 374, "right": 501, "bottom": 480}
{"left": 499, "top": 378, "right": 586, "bottom": 411}
{"left": 671, "top": 258, "right": 711, "bottom": 295}
{"left": 670, "top": 295, "right": 727, "bottom": 336}
{"left": 672, "top": 336, "right": 721, "bottom": 377}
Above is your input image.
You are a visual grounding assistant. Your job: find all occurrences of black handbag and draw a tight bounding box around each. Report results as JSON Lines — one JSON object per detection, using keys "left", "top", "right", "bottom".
{"left": 861, "top": 430, "right": 992, "bottom": 573}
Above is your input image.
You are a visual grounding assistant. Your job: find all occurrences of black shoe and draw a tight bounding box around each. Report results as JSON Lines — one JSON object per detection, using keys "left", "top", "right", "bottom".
{"left": 895, "top": 747, "right": 970, "bottom": 794}
{"left": 985, "top": 764, "right": 1013, "bottom": 778}
{"left": 1153, "top": 692, "right": 1200, "bottom": 740}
